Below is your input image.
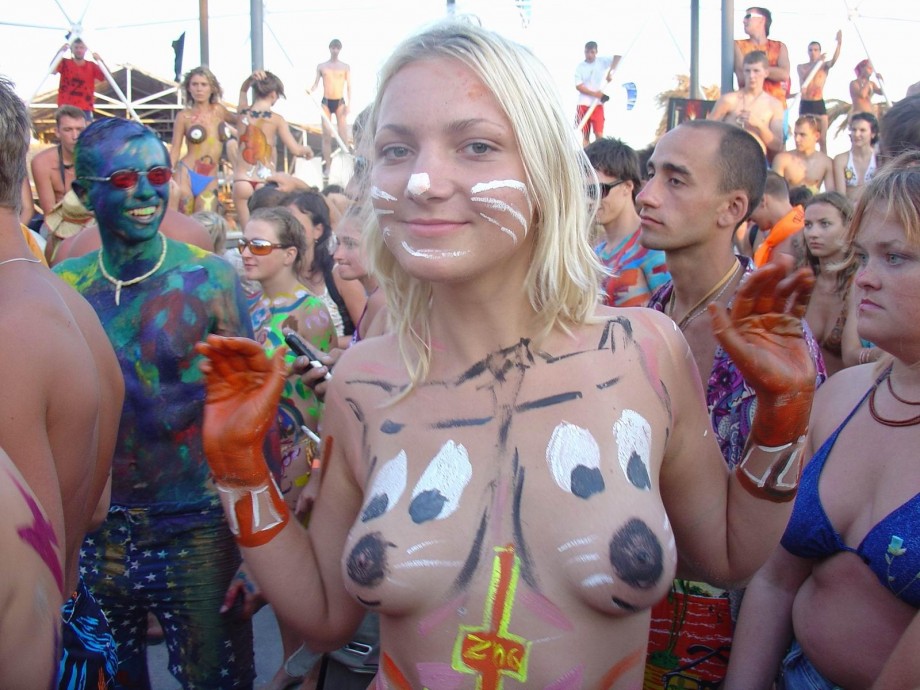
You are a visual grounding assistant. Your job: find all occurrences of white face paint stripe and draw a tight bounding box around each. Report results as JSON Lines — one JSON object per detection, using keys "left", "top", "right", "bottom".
{"left": 374, "top": 209, "right": 394, "bottom": 216}
{"left": 393, "top": 559, "right": 464, "bottom": 570}
{"left": 407, "top": 172, "right": 430, "bottom": 196}
{"left": 558, "top": 536, "right": 597, "bottom": 552}
{"left": 471, "top": 196, "right": 528, "bottom": 235}
{"left": 470, "top": 180, "right": 533, "bottom": 214}
{"left": 406, "top": 540, "right": 442, "bottom": 555}
{"left": 471, "top": 180, "right": 528, "bottom": 194}
{"left": 581, "top": 573, "right": 615, "bottom": 588}
{"left": 401, "top": 241, "right": 471, "bottom": 259}
{"left": 370, "top": 186, "right": 397, "bottom": 201}
{"left": 479, "top": 213, "right": 517, "bottom": 243}
{"left": 569, "top": 553, "right": 601, "bottom": 564}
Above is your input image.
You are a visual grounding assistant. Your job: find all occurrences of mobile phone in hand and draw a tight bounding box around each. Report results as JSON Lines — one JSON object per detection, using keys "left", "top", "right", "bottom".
{"left": 283, "top": 331, "right": 331, "bottom": 381}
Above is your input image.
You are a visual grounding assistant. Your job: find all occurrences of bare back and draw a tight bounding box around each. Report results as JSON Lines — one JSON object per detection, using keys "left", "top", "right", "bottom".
{"left": 0, "top": 448, "right": 62, "bottom": 688}
{"left": 0, "top": 261, "right": 123, "bottom": 593}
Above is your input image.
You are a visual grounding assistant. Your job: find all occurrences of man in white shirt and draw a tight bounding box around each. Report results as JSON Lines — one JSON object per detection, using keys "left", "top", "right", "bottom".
{"left": 575, "top": 41, "right": 615, "bottom": 147}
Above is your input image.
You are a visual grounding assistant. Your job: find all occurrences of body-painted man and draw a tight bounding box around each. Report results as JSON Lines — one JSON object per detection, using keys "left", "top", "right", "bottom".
{"left": 55, "top": 117, "right": 260, "bottom": 689}
{"left": 0, "top": 77, "right": 123, "bottom": 690}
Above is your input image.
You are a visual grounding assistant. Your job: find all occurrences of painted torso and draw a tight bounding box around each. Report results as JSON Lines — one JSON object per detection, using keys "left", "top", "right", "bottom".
{"left": 55, "top": 241, "right": 252, "bottom": 508}
{"left": 178, "top": 104, "right": 227, "bottom": 179}
{"left": 335, "top": 316, "right": 679, "bottom": 687}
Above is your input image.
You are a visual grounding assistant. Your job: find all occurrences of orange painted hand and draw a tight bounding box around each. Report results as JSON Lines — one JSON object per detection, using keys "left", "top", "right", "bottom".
{"left": 197, "top": 335, "right": 290, "bottom": 546}
{"left": 709, "top": 257, "right": 816, "bottom": 446}
{"left": 196, "top": 334, "right": 287, "bottom": 486}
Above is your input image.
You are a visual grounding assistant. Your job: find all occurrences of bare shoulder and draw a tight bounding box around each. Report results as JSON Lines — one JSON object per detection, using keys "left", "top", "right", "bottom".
{"left": 30, "top": 146, "right": 54, "bottom": 170}
{"left": 810, "top": 363, "right": 879, "bottom": 438}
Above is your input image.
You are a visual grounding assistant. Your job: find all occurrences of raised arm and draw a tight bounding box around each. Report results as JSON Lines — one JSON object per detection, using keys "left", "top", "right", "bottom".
{"left": 238, "top": 71, "right": 264, "bottom": 113}
{"left": 660, "top": 260, "right": 816, "bottom": 586}
{"left": 196, "top": 335, "right": 366, "bottom": 649}
{"left": 827, "top": 30, "right": 843, "bottom": 69}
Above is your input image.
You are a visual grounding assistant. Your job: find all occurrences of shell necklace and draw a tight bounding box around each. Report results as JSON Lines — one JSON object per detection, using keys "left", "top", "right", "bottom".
{"left": 97, "top": 232, "right": 168, "bottom": 306}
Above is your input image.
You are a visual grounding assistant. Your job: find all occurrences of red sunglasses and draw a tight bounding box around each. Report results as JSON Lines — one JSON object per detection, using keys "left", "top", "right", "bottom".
{"left": 82, "top": 166, "right": 172, "bottom": 189}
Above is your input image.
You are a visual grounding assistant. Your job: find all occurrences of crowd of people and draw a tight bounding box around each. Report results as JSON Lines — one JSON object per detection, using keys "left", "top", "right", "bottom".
{"left": 2, "top": 6, "right": 919, "bottom": 690}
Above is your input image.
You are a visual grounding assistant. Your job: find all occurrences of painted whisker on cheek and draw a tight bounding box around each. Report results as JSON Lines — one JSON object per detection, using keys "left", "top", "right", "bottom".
{"left": 471, "top": 197, "right": 528, "bottom": 233}
{"left": 470, "top": 179, "right": 533, "bottom": 215}
{"left": 479, "top": 213, "right": 518, "bottom": 243}
{"left": 374, "top": 208, "right": 394, "bottom": 216}
{"left": 370, "top": 186, "right": 397, "bottom": 201}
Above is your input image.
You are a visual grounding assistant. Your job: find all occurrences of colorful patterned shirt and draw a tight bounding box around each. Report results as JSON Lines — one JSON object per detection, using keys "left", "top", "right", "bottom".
{"left": 595, "top": 230, "right": 671, "bottom": 308}
{"left": 642, "top": 256, "right": 826, "bottom": 688}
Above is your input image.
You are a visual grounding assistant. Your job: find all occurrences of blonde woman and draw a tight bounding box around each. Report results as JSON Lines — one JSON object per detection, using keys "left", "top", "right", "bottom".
{"left": 197, "top": 22, "right": 817, "bottom": 688}
{"left": 726, "top": 152, "right": 920, "bottom": 689}
{"left": 170, "top": 67, "right": 235, "bottom": 214}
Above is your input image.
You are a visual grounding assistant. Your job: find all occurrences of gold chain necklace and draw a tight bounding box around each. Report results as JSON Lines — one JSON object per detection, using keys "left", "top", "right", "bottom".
{"left": 97, "top": 233, "right": 168, "bottom": 306}
{"left": 668, "top": 259, "right": 741, "bottom": 330}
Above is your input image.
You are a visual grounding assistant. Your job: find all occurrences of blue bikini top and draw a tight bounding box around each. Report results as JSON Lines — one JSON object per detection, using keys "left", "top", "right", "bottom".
{"left": 781, "top": 371, "right": 920, "bottom": 608}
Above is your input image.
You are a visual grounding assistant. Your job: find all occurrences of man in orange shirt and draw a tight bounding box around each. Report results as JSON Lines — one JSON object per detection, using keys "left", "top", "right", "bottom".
{"left": 734, "top": 7, "right": 790, "bottom": 107}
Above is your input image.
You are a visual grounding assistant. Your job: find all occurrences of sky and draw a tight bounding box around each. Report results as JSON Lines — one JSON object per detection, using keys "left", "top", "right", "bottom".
{"left": 1, "top": 0, "right": 918, "bottom": 157}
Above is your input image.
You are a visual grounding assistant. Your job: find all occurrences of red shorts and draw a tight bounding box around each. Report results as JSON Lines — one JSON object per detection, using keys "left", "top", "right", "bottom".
{"left": 577, "top": 104, "right": 605, "bottom": 139}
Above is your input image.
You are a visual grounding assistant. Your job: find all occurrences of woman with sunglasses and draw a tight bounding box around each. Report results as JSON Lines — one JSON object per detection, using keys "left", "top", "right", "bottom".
{"left": 239, "top": 206, "right": 337, "bottom": 690}
{"left": 170, "top": 66, "right": 236, "bottom": 215}
{"left": 282, "top": 190, "right": 366, "bottom": 349}
{"left": 194, "top": 22, "right": 818, "bottom": 689}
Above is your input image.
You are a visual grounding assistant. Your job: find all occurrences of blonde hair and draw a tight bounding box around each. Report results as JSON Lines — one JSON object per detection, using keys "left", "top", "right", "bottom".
{"left": 847, "top": 150, "right": 920, "bottom": 250}
{"left": 846, "top": 150, "right": 920, "bottom": 374}
{"left": 363, "top": 19, "right": 602, "bottom": 390}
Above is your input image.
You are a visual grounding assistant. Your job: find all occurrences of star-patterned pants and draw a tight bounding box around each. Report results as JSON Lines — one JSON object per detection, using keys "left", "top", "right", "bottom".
{"left": 81, "top": 504, "right": 254, "bottom": 689}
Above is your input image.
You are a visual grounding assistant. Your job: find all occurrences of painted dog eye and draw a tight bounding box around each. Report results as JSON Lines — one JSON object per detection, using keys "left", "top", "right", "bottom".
{"left": 361, "top": 451, "right": 407, "bottom": 523}
{"left": 546, "top": 422, "right": 606, "bottom": 499}
{"left": 408, "top": 441, "right": 472, "bottom": 524}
